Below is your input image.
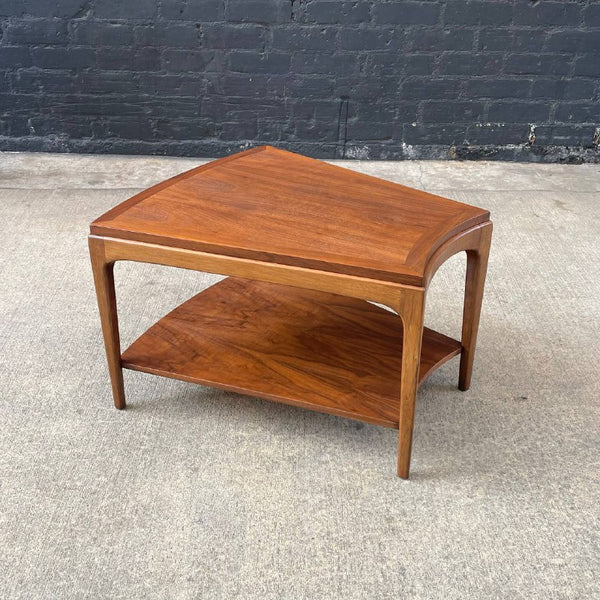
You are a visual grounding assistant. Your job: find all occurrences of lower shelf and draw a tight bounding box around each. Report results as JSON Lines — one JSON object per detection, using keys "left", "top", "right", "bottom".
{"left": 121, "top": 277, "right": 461, "bottom": 428}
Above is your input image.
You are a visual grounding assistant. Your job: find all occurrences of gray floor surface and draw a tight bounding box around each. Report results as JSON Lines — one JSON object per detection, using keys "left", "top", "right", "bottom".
{"left": 0, "top": 151, "right": 598, "bottom": 599}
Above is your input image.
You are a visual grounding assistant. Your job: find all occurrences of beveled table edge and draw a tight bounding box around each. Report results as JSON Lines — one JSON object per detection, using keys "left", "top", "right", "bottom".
{"left": 90, "top": 145, "right": 490, "bottom": 287}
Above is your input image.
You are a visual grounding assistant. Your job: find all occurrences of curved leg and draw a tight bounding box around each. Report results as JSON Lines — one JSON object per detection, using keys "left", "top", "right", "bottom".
{"left": 396, "top": 288, "right": 426, "bottom": 479}
{"left": 459, "top": 223, "right": 492, "bottom": 391}
{"left": 89, "top": 237, "right": 126, "bottom": 409}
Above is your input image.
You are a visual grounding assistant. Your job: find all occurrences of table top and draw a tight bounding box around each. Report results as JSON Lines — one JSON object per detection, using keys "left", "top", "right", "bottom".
{"left": 91, "top": 145, "right": 489, "bottom": 286}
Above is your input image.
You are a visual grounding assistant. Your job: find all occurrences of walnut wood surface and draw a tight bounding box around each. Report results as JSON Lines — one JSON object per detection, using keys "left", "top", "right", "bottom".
{"left": 89, "top": 147, "right": 493, "bottom": 478}
{"left": 89, "top": 236, "right": 125, "bottom": 409}
{"left": 121, "top": 277, "right": 461, "bottom": 428}
{"left": 459, "top": 223, "right": 492, "bottom": 391}
{"left": 91, "top": 146, "right": 489, "bottom": 286}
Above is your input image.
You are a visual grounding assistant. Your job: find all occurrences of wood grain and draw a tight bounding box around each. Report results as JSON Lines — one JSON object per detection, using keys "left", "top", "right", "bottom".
{"left": 89, "top": 236, "right": 125, "bottom": 409}
{"left": 121, "top": 277, "right": 461, "bottom": 428}
{"left": 95, "top": 234, "right": 417, "bottom": 309}
{"left": 459, "top": 222, "right": 492, "bottom": 391}
{"left": 91, "top": 145, "right": 489, "bottom": 287}
{"left": 392, "top": 287, "right": 426, "bottom": 478}
{"left": 88, "top": 146, "right": 493, "bottom": 478}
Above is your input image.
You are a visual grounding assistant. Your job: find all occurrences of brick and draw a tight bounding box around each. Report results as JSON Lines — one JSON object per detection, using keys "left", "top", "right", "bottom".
{"left": 444, "top": 1, "right": 512, "bottom": 26}
{"left": 488, "top": 101, "right": 550, "bottom": 123}
{"left": 0, "top": 46, "right": 31, "bottom": 68}
{"left": 223, "top": 109, "right": 263, "bottom": 123}
{"left": 221, "top": 120, "right": 258, "bottom": 140}
{"left": 334, "top": 76, "right": 401, "bottom": 101}
{"left": 204, "top": 24, "right": 267, "bottom": 49}
{"left": 94, "top": 0, "right": 157, "bottom": 19}
{"left": 0, "top": 92, "right": 40, "bottom": 114}
{"left": 536, "top": 125, "right": 596, "bottom": 146}
{"left": 290, "top": 99, "right": 340, "bottom": 121}
{"left": 401, "top": 78, "right": 462, "bottom": 101}
{"left": 407, "top": 28, "right": 473, "bottom": 52}
{"left": 0, "top": 0, "right": 25, "bottom": 17}
{"left": 546, "top": 31, "right": 600, "bottom": 54}
{"left": 70, "top": 21, "right": 134, "bottom": 46}
{"left": 466, "top": 123, "right": 528, "bottom": 145}
{"left": 41, "top": 94, "right": 148, "bottom": 116}
{"left": 374, "top": 2, "right": 439, "bottom": 25}
{"left": 354, "top": 103, "right": 395, "bottom": 123}
{"left": 153, "top": 118, "right": 216, "bottom": 139}
{"left": 138, "top": 74, "right": 205, "bottom": 96}
{"left": 358, "top": 52, "right": 396, "bottom": 77}
{"left": 97, "top": 47, "right": 159, "bottom": 71}
{"left": 220, "top": 75, "right": 287, "bottom": 99}
{"left": 405, "top": 54, "right": 435, "bottom": 75}
{"left": 162, "top": 49, "right": 222, "bottom": 72}
{"left": 584, "top": 4, "right": 600, "bottom": 27}
{"left": 573, "top": 56, "right": 600, "bottom": 78}
{"left": 295, "top": 119, "right": 338, "bottom": 142}
{"left": 226, "top": 0, "right": 288, "bottom": 24}
{"left": 212, "top": 105, "right": 255, "bottom": 122}
{"left": 339, "top": 27, "right": 394, "bottom": 50}
{"left": 319, "top": 100, "right": 352, "bottom": 122}
{"left": 347, "top": 121, "right": 393, "bottom": 141}
{"left": 286, "top": 74, "right": 335, "bottom": 97}
{"left": 422, "top": 101, "right": 485, "bottom": 123}
{"left": 302, "top": 1, "right": 371, "bottom": 25}
{"left": 23, "top": 0, "right": 90, "bottom": 18}
{"left": 467, "top": 79, "right": 529, "bottom": 99}
{"left": 9, "top": 70, "right": 73, "bottom": 94}
{"left": 9, "top": 70, "right": 74, "bottom": 93}
{"left": 556, "top": 103, "right": 600, "bottom": 123}
{"left": 78, "top": 71, "right": 142, "bottom": 94}
{"left": 479, "top": 28, "right": 546, "bottom": 52}
{"left": 28, "top": 115, "right": 92, "bottom": 137}
{"left": 272, "top": 25, "right": 337, "bottom": 51}
{"left": 100, "top": 117, "right": 156, "bottom": 140}
{"left": 31, "top": 47, "right": 95, "bottom": 69}
{"left": 403, "top": 123, "right": 468, "bottom": 145}
{"left": 291, "top": 52, "right": 357, "bottom": 76}
{"left": 505, "top": 54, "right": 571, "bottom": 76}
{"left": 439, "top": 53, "right": 503, "bottom": 76}
{"left": 147, "top": 97, "right": 203, "bottom": 118}
{"left": 395, "top": 102, "right": 418, "bottom": 123}
{"left": 529, "top": 79, "right": 566, "bottom": 100}
{"left": 221, "top": 74, "right": 274, "bottom": 98}
{"left": 5, "top": 18, "right": 68, "bottom": 44}
{"left": 160, "top": 0, "right": 224, "bottom": 21}
{"left": 228, "top": 101, "right": 287, "bottom": 119}
{"left": 536, "top": 79, "right": 595, "bottom": 102}
{"left": 514, "top": 2, "right": 582, "bottom": 26}
{"left": 134, "top": 23, "right": 202, "bottom": 48}
{"left": 1, "top": 116, "right": 31, "bottom": 136}
{"left": 256, "top": 120, "right": 284, "bottom": 142}
{"left": 554, "top": 125, "right": 595, "bottom": 147}
{"left": 229, "top": 51, "right": 290, "bottom": 74}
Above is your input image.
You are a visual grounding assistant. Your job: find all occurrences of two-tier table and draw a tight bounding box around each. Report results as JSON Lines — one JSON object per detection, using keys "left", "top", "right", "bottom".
{"left": 89, "top": 146, "right": 492, "bottom": 478}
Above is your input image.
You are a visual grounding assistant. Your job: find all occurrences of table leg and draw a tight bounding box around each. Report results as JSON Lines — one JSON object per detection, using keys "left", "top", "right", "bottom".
{"left": 396, "top": 289, "right": 426, "bottom": 479}
{"left": 459, "top": 224, "right": 492, "bottom": 391}
{"left": 89, "top": 237, "right": 126, "bottom": 409}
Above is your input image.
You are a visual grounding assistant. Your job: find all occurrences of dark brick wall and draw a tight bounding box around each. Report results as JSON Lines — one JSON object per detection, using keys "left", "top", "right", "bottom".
{"left": 1, "top": 0, "right": 599, "bottom": 161}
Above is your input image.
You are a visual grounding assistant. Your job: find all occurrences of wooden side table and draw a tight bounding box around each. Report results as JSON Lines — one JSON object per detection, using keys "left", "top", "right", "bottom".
{"left": 89, "top": 146, "right": 492, "bottom": 478}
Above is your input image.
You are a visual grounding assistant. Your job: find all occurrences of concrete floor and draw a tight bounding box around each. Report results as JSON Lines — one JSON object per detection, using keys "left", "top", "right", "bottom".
{"left": 0, "top": 151, "right": 599, "bottom": 599}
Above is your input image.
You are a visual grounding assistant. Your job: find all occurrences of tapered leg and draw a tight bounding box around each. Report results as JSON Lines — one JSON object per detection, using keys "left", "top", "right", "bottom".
{"left": 397, "top": 289, "right": 426, "bottom": 479}
{"left": 89, "top": 237, "right": 126, "bottom": 409}
{"left": 459, "top": 224, "right": 492, "bottom": 391}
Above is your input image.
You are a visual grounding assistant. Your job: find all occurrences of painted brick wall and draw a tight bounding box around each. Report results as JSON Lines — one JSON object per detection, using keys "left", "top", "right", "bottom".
{"left": 1, "top": 0, "right": 599, "bottom": 161}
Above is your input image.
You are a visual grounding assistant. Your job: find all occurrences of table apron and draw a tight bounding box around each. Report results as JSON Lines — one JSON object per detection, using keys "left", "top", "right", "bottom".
{"left": 89, "top": 234, "right": 424, "bottom": 312}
